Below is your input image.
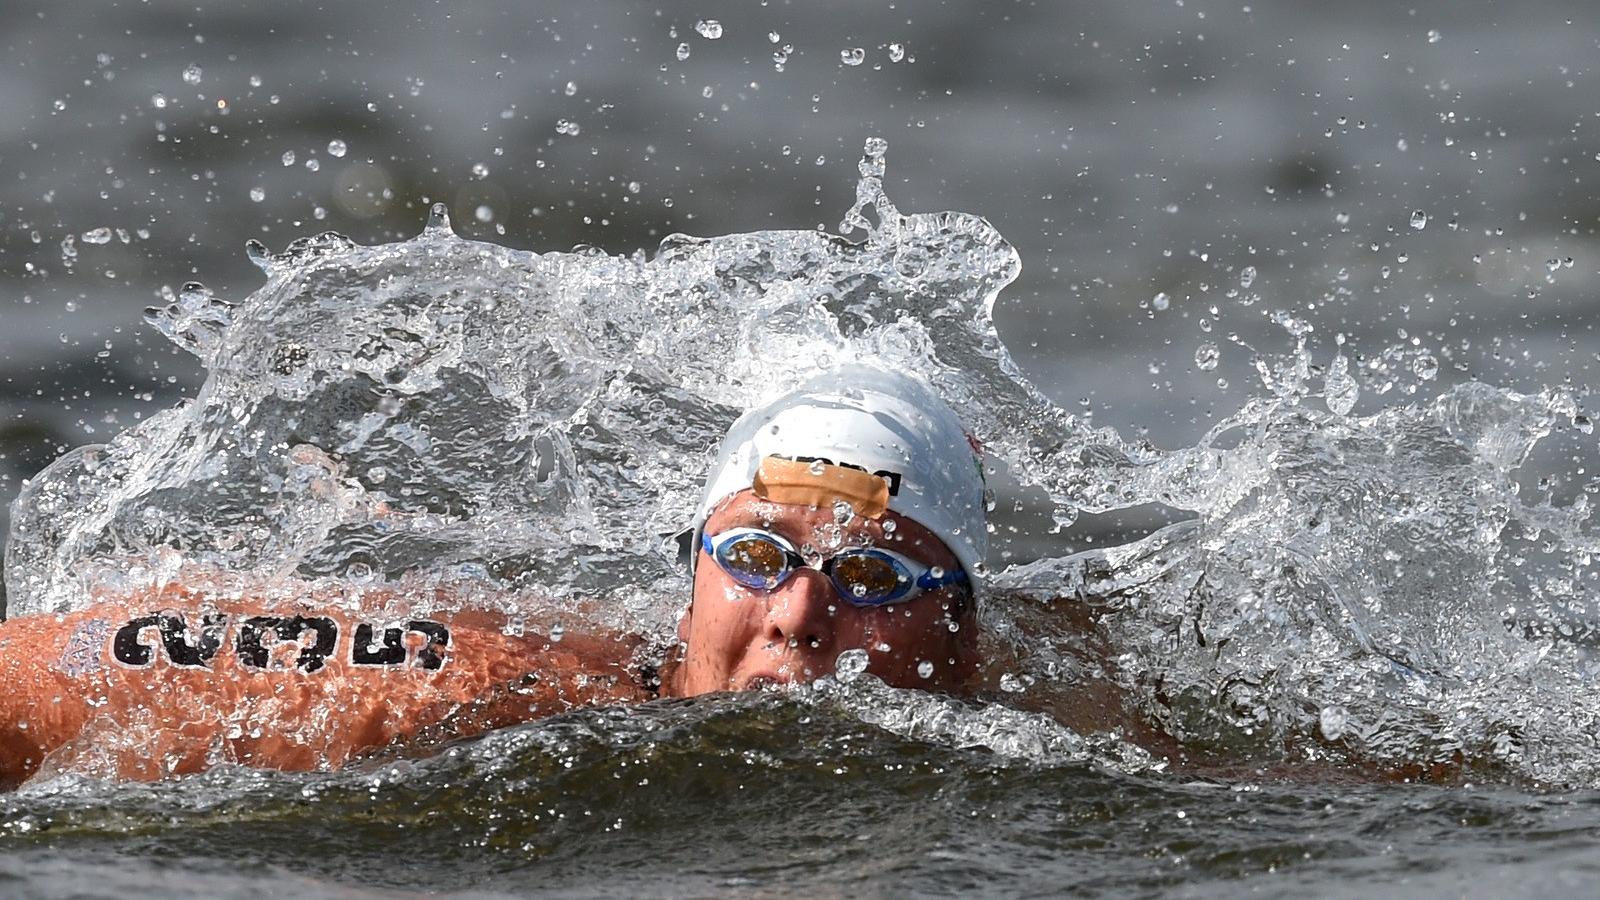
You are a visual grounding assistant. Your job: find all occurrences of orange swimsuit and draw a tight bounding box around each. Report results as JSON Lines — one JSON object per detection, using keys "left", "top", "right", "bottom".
{"left": 0, "top": 585, "right": 650, "bottom": 787}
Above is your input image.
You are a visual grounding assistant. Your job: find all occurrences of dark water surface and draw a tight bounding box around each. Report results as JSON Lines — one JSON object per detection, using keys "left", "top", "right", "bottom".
{"left": 7, "top": 1, "right": 1600, "bottom": 896}
{"left": 6, "top": 696, "right": 1599, "bottom": 899}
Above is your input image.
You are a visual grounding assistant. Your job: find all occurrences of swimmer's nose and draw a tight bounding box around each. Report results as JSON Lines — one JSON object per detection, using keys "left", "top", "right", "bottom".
{"left": 764, "top": 570, "right": 836, "bottom": 654}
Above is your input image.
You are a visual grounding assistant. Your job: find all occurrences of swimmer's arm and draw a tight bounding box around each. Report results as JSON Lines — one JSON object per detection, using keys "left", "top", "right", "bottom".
{"left": 0, "top": 593, "right": 649, "bottom": 787}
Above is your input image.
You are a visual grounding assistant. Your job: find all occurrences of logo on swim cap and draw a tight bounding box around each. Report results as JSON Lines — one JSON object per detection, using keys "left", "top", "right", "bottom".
{"left": 692, "top": 363, "right": 987, "bottom": 583}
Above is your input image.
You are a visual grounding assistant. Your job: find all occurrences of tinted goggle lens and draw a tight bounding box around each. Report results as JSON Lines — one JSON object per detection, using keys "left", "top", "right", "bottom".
{"left": 716, "top": 535, "right": 790, "bottom": 588}
{"left": 829, "top": 552, "right": 909, "bottom": 605}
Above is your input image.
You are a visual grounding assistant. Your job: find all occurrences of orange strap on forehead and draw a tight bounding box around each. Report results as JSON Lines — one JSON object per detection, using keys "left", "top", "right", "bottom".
{"left": 751, "top": 456, "right": 891, "bottom": 519}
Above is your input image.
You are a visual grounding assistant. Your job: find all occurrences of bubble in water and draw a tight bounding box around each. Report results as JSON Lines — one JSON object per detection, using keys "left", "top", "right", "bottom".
{"left": 474, "top": 205, "right": 494, "bottom": 223}
{"left": 835, "top": 648, "right": 869, "bottom": 683}
{"left": 280, "top": 150, "right": 296, "bottom": 167}
{"left": 1239, "top": 265, "right": 1257, "bottom": 289}
{"left": 327, "top": 139, "right": 347, "bottom": 158}
{"left": 916, "top": 660, "right": 934, "bottom": 679}
{"left": 888, "top": 43, "right": 906, "bottom": 62}
{"left": 471, "top": 162, "right": 490, "bottom": 179}
{"left": 1195, "top": 342, "right": 1220, "bottom": 371}
{"left": 181, "top": 63, "right": 203, "bottom": 85}
{"left": 695, "top": 19, "right": 723, "bottom": 39}
{"left": 81, "top": 227, "right": 113, "bottom": 245}
{"left": 1152, "top": 292, "right": 1170, "bottom": 311}
{"left": 1575, "top": 413, "right": 1594, "bottom": 435}
{"left": 832, "top": 499, "right": 855, "bottom": 524}
{"left": 841, "top": 47, "right": 866, "bottom": 66}
{"left": 676, "top": 42, "right": 691, "bottom": 61}
{"left": 1412, "top": 354, "right": 1439, "bottom": 381}
{"left": 1410, "top": 209, "right": 1428, "bottom": 230}
{"left": 150, "top": 93, "right": 168, "bottom": 109}
{"left": 563, "top": 80, "right": 577, "bottom": 96}
{"left": 1319, "top": 705, "right": 1350, "bottom": 740}
{"left": 1325, "top": 352, "right": 1359, "bottom": 416}
{"left": 249, "top": 187, "right": 265, "bottom": 203}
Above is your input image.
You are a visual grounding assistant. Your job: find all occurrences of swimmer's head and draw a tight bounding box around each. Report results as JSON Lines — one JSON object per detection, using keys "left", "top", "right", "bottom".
{"left": 691, "top": 364, "right": 988, "bottom": 583}
{"left": 667, "top": 364, "right": 988, "bottom": 696}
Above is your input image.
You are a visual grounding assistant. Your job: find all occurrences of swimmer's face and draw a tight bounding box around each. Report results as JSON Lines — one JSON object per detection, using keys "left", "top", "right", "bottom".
{"left": 669, "top": 490, "right": 978, "bottom": 696}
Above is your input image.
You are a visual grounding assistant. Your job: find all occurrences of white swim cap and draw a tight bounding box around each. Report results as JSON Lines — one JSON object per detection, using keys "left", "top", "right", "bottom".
{"left": 693, "top": 364, "right": 988, "bottom": 580}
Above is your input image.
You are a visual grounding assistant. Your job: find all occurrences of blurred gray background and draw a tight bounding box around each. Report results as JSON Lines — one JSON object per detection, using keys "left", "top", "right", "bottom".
{"left": 4, "top": 0, "right": 1598, "bottom": 576}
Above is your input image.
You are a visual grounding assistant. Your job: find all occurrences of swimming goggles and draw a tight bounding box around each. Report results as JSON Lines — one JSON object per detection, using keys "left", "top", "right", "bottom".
{"left": 701, "top": 527, "right": 967, "bottom": 607}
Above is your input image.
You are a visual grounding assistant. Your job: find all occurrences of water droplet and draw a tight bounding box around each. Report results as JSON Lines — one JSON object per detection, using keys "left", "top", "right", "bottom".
{"left": 676, "top": 42, "right": 691, "bottom": 61}
{"left": 626, "top": 181, "right": 641, "bottom": 194}
{"left": 81, "top": 227, "right": 112, "bottom": 245}
{"left": 1319, "top": 704, "right": 1350, "bottom": 740}
{"left": 1574, "top": 413, "right": 1594, "bottom": 435}
{"left": 888, "top": 43, "right": 906, "bottom": 63}
{"left": 327, "top": 139, "right": 347, "bottom": 158}
{"left": 1325, "top": 352, "right": 1359, "bottom": 416}
{"left": 556, "top": 118, "right": 580, "bottom": 136}
{"left": 1412, "top": 354, "right": 1439, "bottom": 381}
{"left": 999, "top": 672, "right": 1028, "bottom": 693}
{"left": 1195, "top": 342, "right": 1220, "bottom": 371}
{"left": 881, "top": 519, "right": 896, "bottom": 534}
{"left": 1410, "top": 209, "right": 1428, "bottom": 230}
{"left": 474, "top": 205, "right": 493, "bottom": 223}
{"left": 248, "top": 74, "right": 262, "bottom": 87}
{"left": 840, "top": 47, "right": 866, "bottom": 66}
{"left": 244, "top": 239, "right": 271, "bottom": 273}
{"left": 425, "top": 201, "right": 451, "bottom": 233}
{"left": 835, "top": 648, "right": 869, "bottom": 683}
{"left": 1239, "top": 265, "right": 1256, "bottom": 289}
{"left": 1426, "top": 28, "right": 1442, "bottom": 43}
{"left": 1152, "top": 292, "right": 1170, "bottom": 311}
{"left": 563, "top": 80, "right": 577, "bottom": 96}
{"left": 916, "top": 660, "right": 934, "bottom": 679}
{"left": 280, "top": 150, "right": 296, "bottom": 166}
{"left": 249, "top": 186, "right": 265, "bottom": 203}
{"left": 471, "top": 162, "right": 490, "bottom": 179}
{"left": 695, "top": 19, "right": 723, "bottom": 39}
{"left": 181, "top": 63, "right": 203, "bottom": 85}
{"left": 550, "top": 624, "right": 565, "bottom": 643}
{"left": 808, "top": 459, "right": 826, "bottom": 476}
{"left": 150, "top": 93, "right": 168, "bottom": 109}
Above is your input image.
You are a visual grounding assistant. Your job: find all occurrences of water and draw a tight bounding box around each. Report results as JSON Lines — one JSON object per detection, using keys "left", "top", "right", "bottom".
{"left": 5, "top": 137, "right": 1600, "bottom": 894}
{"left": 9, "top": 1, "right": 1600, "bottom": 895}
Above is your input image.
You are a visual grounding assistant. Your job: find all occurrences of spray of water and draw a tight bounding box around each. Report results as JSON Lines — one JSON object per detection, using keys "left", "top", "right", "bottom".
{"left": 7, "top": 139, "right": 1600, "bottom": 783}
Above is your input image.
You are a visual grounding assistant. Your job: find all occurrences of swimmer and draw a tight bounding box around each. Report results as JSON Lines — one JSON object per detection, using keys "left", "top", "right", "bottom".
{"left": 0, "top": 364, "right": 1002, "bottom": 786}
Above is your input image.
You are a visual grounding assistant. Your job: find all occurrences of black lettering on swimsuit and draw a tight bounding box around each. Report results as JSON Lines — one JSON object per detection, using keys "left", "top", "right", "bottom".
{"left": 351, "top": 622, "right": 406, "bottom": 665}
{"left": 348, "top": 620, "right": 449, "bottom": 669}
{"left": 407, "top": 620, "right": 450, "bottom": 671}
{"left": 235, "top": 616, "right": 340, "bottom": 673}
{"left": 112, "top": 616, "right": 160, "bottom": 667}
{"left": 112, "top": 614, "right": 227, "bottom": 668}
